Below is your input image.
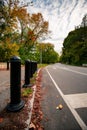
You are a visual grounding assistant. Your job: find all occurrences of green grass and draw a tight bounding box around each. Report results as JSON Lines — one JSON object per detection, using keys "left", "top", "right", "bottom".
{"left": 37, "top": 64, "right": 48, "bottom": 68}
{"left": 22, "top": 88, "right": 33, "bottom": 97}
{"left": 22, "top": 64, "right": 48, "bottom": 97}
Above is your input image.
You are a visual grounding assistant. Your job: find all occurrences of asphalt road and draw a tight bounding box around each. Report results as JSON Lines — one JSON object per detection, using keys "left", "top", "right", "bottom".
{"left": 41, "top": 63, "right": 87, "bottom": 130}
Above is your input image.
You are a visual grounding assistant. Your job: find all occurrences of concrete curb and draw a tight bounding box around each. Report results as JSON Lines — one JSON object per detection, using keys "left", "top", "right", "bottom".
{"left": 25, "top": 85, "right": 36, "bottom": 130}
{"left": 25, "top": 68, "right": 41, "bottom": 130}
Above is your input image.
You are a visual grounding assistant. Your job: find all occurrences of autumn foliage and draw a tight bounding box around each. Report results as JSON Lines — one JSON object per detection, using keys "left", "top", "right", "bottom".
{"left": 0, "top": 0, "right": 59, "bottom": 63}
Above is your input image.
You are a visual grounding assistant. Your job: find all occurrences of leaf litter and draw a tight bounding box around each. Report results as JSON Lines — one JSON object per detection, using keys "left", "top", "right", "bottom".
{"left": 29, "top": 69, "right": 44, "bottom": 130}
{"left": 0, "top": 68, "right": 44, "bottom": 130}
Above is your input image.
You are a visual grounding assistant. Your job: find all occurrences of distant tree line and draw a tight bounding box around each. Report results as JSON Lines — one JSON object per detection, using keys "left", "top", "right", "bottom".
{"left": 37, "top": 43, "right": 59, "bottom": 64}
{"left": 0, "top": 0, "right": 59, "bottom": 64}
{"left": 60, "top": 14, "right": 87, "bottom": 66}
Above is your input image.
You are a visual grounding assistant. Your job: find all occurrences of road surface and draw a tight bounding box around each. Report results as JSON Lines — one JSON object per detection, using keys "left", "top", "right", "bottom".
{"left": 41, "top": 63, "right": 87, "bottom": 130}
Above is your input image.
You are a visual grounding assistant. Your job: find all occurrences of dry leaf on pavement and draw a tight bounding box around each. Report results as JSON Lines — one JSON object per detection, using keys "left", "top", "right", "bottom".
{"left": 56, "top": 104, "right": 63, "bottom": 110}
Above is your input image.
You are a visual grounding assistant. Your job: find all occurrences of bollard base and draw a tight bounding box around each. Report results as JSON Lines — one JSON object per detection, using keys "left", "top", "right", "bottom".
{"left": 22, "top": 84, "right": 33, "bottom": 88}
{"left": 6, "top": 100, "right": 25, "bottom": 112}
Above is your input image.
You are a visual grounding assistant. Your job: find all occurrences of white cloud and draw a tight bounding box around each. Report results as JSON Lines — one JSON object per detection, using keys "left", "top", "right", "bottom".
{"left": 26, "top": 0, "right": 87, "bottom": 54}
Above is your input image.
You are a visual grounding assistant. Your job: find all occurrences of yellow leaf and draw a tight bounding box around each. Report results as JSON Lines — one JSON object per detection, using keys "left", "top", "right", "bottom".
{"left": 56, "top": 104, "right": 63, "bottom": 110}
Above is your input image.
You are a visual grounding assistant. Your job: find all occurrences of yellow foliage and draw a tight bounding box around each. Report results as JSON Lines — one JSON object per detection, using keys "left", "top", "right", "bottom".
{"left": 3, "top": 39, "right": 19, "bottom": 60}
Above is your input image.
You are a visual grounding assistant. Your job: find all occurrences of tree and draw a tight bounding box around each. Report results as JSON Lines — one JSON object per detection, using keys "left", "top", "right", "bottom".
{"left": 36, "top": 43, "right": 59, "bottom": 63}
{"left": 0, "top": 0, "right": 17, "bottom": 39}
{"left": 0, "top": 0, "right": 6, "bottom": 38}
{"left": 0, "top": 0, "right": 49, "bottom": 62}
{"left": 12, "top": 5, "right": 30, "bottom": 43}
{"left": 81, "top": 14, "right": 87, "bottom": 27}
{"left": 60, "top": 18, "right": 87, "bottom": 65}
{"left": 29, "top": 13, "right": 49, "bottom": 40}
{"left": 19, "top": 13, "right": 49, "bottom": 62}
{"left": 81, "top": 14, "right": 87, "bottom": 41}
{"left": 0, "top": 38, "right": 19, "bottom": 61}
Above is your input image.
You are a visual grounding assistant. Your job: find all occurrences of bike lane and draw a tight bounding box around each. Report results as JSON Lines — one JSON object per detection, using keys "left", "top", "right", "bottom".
{"left": 41, "top": 68, "right": 83, "bottom": 130}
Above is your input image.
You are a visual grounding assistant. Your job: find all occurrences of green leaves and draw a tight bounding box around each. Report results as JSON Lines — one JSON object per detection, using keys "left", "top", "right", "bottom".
{"left": 61, "top": 15, "right": 87, "bottom": 66}
{"left": 22, "top": 88, "right": 33, "bottom": 97}
{"left": 37, "top": 43, "right": 59, "bottom": 64}
{"left": 0, "top": 1, "right": 49, "bottom": 62}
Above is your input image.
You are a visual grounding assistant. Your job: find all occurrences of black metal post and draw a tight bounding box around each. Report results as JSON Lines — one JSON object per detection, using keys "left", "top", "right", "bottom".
{"left": 33, "top": 61, "right": 35, "bottom": 73}
{"left": 36, "top": 62, "right": 38, "bottom": 71}
{"left": 30, "top": 61, "right": 33, "bottom": 78}
{"left": 23, "top": 59, "right": 32, "bottom": 87}
{"left": 33, "top": 61, "right": 36, "bottom": 74}
{"left": 7, "top": 56, "right": 24, "bottom": 112}
{"left": 32, "top": 61, "right": 34, "bottom": 75}
{"left": 7, "top": 61, "right": 9, "bottom": 70}
{"left": 33, "top": 61, "right": 37, "bottom": 73}
{"left": 35, "top": 61, "right": 37, "bottom": 72}
{"left": 32, "top": 61, "right": 35, "bottom": 75}
{"left": 30, "top": 61, "right": 37, "bottom": 77}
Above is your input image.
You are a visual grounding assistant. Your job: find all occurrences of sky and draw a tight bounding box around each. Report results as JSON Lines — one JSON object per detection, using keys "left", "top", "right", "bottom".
{"left": 26, "top": 0, "right": 87, "bottom": 54}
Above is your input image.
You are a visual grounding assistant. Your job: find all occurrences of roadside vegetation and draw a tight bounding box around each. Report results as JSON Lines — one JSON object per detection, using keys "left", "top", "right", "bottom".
{"left": 0, "top": 0, "right": 59, "bottom": 64}
{"left": 0, "top": 0, "right": 86, "bottom": 66}
{"left": 60, "top": 14, "right": 87, "bottom": 66}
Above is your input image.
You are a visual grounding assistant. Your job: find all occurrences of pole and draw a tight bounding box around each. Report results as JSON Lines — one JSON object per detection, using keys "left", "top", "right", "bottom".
{"left": 23, "top": 59, "right": 32, "bottom": 87}
{"left": 7, "top": 56, "right": 24, "bottom": 112}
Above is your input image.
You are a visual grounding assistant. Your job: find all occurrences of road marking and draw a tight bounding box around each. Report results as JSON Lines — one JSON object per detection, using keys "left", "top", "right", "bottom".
{"left": 65, "top": 93, "right": 87, "bottom": 109}
{"left": 56, "top": 66, "right": 87, "bottom": 76}
{"left": 46, "top": 68, "right": 87, "bottom": 130}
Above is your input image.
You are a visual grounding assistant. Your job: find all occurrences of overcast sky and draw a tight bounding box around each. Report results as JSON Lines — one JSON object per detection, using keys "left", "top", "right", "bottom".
{"left": 26, "top": 0, "right": 87, "bottom": 54}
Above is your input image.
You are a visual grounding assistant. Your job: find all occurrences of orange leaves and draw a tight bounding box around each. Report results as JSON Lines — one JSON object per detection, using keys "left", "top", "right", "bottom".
{"left": 12, "top": 6, "right": 29, "bottom": 25}
{"left": 1, "top": 0, "right": 49, "bottom": 58}
{"left": 31, "top": 13, "right": 43, "bottom": 24}
{"left": 30, "top": 69, "right": 44, "bottom": 130}
{"left": 27, "top": 30, "right": 36, "bottom": 42}
{"left": 25, "top": 17, "right": 48, "bottom": 47}
{"left": 29, "top": 13, "right": 49, "bottom": 39}
{"left": 18, "top": 8, "right": 29, "bottom": 22}
{"left": 0, "top": 117, "right": 3, "bottom": 123}
{"left": 32, "top": 36, "right": 36, "bottom": 42}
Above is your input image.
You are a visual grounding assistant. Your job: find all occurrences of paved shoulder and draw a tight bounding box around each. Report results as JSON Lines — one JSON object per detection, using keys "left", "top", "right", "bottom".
{"left": 41, "top": 68, "right": 82, "bottom": 130}
{"left": 0, "top": 88, "right": 10, "bottom": 112}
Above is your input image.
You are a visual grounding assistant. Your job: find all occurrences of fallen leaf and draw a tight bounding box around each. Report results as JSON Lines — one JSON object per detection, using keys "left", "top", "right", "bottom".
{"left": 38, "top": 126, "right": 44, "bottom": 130}
{"left": 56, "top": 106, "right": 59, "bottom": 109}
{"left": 29, "top": 122, "right": 36, "bottom": 129}
{"left": 56, "top": 104, "right": 63, "bottom": 110}
{"left": 0, "top": 117, "right": 3, "bottom": 123}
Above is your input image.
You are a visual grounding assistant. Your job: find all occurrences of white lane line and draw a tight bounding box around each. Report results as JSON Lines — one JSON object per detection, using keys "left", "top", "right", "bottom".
{"left": 46, "top": 68, "right": 87, "bottom": 130}
{"left": 56, "top": 66, "right": 87, "bottom": 76}
{"left": 65, "top": 93, "right": 87, "bottom": 109}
